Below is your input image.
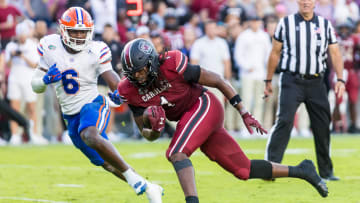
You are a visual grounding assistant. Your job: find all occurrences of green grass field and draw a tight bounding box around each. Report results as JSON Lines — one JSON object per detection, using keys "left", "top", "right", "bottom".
{"left": 0, "top": 135, "right": 359, "bottom": 203}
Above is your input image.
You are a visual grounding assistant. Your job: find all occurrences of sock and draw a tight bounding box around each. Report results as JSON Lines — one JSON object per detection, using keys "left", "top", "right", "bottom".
{"left": 288, "top": 166, "right": 302, "bottom": 178}
{"left": 185, "top": 196, "right": 199, "bottom": 203}
{"left": 122, "top": 168, "right": 144, "bottom": 186}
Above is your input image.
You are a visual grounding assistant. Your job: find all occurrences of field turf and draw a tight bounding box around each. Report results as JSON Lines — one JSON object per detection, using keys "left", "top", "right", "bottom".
{"left": 0, "top": 135, "right": 359, "bottom": 203}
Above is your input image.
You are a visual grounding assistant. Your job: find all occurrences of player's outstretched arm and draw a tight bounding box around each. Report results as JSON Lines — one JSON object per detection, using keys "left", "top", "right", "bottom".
{"left": 197, "top": 68, "right": 267, "bottom": 134}
{"left": 31, "top": 66, "right": 47, "bottom": 93}
{"left": 101, "top": 70, "right": 120, "bottom": 92}
{"left": 102, "top": 70, "right": 123, "bottom": 105}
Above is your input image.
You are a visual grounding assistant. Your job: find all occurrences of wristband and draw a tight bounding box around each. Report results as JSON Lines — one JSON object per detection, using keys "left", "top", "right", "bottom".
{"left": 264, "top": 79, "right": 272, "bottom": 83}
{"left": 229, "top": 94, "right": 242, "bottom": 107}
{"left": 337, "top": 79, "right": 346, "bottom": 84}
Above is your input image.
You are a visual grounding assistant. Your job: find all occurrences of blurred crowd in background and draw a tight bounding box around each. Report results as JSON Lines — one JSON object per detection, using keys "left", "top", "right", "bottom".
{"left": 1, "top": 0, "right": 360, "bottom": 146}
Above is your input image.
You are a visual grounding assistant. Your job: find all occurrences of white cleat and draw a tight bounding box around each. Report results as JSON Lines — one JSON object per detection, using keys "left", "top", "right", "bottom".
{"left": 145, "top": 182, "right": 164, "bottom": 203}
{"left": 31, "top": 134, "right": 49, "bottom": 145}
{"left": 0, "top": 137, "right": 7, "bottom": 146}
{"left": 9, "top": 134, "right": 22, "bottom": 146}
{"left": 132, "top": 180, "right": 147, "bottom": 195}
{"left": 61, "top": 130, "right": 72, "bottom": 145}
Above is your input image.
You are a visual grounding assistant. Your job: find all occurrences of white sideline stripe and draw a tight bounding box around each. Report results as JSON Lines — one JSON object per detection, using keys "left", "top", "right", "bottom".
{"left": 244, "top": 148, "right": 358, "bottom": 155}
{"left": 128, "top": 148, "right": 358, "bottom": 159}
{"left": 128, "top": 152, "right": 161, "bottom": 159}
{"left": 152, "top": 180, "right": 177, "bottom": 185}
{"left": 55, "top": 184, "right": 84, "bottom": 188}
{"left": 0, "top": 164, "right": 214, "bottom": 175}
{"left": 0, "top": 196, "right": 68, "bottom": 203}
{"left": 344, "top": 176, "right": 360, "bottom": 180}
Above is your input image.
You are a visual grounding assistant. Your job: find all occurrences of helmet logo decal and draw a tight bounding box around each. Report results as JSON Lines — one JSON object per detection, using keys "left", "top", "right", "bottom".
{"left": 139, "top": 41, "right": 152, "bottom": 54}
{"left": 65, "top": 15, "right": 71, "bottom": 22}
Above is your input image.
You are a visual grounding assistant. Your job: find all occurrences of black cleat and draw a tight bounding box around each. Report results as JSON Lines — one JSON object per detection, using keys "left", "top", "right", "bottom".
{"left": 298, "top": 160, "right": 329, "bottom": 198}
{"left": 321, "top": 174, "right": 340, "bottom": 181}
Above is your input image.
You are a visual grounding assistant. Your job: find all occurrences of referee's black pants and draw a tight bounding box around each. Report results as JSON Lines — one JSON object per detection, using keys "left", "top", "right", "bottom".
{"left": 265, "top": 71, "right": 333, "bottom": 178}
{"left": 0, "top": 98, "right": 29, "bottom": 137}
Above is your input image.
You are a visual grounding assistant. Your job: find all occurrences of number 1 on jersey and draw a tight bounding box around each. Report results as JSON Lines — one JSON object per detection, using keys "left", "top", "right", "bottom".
{"left": 62, "top": 69, "right": 79, "bottom": 94}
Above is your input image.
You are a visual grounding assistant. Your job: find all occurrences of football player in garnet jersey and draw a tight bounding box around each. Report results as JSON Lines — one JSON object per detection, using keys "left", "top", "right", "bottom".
{"left": 111, "top": 39, "right": 328, "bottom": 202}
{"left": 30, "top": 7, "right": 163, "bottom": 202}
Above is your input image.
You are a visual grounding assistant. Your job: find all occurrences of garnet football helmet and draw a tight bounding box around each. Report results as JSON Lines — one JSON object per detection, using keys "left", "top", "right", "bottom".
{"left": 59, "top": 7, "right": 94, "bottom": 51}
{"left": 121, "top": 38, "right": 160, "bottom": 88}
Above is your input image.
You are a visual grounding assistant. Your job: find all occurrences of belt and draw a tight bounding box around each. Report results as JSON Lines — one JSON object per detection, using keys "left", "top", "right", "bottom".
{"left": 285, "top": 71, "right": 323, "bottom": 80}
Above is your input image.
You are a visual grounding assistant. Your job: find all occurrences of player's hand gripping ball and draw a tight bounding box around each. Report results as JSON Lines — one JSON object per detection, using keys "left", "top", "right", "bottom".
{"left": 143, "top": 106, "right": 166, "bottom": 132}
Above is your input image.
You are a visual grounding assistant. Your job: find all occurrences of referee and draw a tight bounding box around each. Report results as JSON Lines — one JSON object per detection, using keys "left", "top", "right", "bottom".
{"left": 263, "top": 0, "right": 345, "bottom": 181}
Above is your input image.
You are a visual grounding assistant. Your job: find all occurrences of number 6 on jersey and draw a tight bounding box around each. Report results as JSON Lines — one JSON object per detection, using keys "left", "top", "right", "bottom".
{"left": 62, "top": 69, "right": 79, "bottom": 94}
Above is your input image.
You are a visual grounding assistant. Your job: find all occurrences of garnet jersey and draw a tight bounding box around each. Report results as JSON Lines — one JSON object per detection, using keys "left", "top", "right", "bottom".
{"left": 37, "top": 34, "right": 112, "bottom": 115}
{"left": 118, "top": 50, "right": 204, "bottom": 121}
{"left": 337, "top": 34, "right": 360, "bottom": 70}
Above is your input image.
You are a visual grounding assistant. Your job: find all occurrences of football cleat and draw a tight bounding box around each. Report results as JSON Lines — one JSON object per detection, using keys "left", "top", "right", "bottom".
{"left": 133, "top": 180, "right": 147, "bottom": 195}
{"left": 322, "top": 175, "right": 340, "bottom": 181}
{"left": 9, "top": 134, "right": 22, "bottom": 146}
{"left": 145, "top": 182, "right": 164, "bottom": 203}
{"left": 298, "top": 160, "right": 329, "bottom": 197}
{"left": 30, "top": 134, "right": 49, "bottom": 145}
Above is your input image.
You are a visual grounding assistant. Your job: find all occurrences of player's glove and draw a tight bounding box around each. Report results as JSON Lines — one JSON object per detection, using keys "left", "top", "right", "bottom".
{"left": 43, "top": 63, "right": 62, "bottom": 85}
{"left": 145, "top": 106, "right": 166, "bottom": 132}
{"left": 108, "top": 90, "right": 123, "bottom": 105}
{"left": 242, "top": 112, "right": 267, "bottom": 135}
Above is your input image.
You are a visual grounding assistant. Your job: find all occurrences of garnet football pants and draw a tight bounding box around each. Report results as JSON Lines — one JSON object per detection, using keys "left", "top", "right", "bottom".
{"left": 166, "top": 91, "right": 251, "bottom": 180}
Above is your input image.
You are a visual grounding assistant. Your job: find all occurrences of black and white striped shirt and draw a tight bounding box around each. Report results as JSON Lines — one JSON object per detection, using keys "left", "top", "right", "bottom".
{"left": 274, "top": 13, "right": 337, "bottom": 75}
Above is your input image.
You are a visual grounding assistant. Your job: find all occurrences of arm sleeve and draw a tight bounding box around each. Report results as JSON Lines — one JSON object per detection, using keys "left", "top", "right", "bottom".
{"left": 128, "top": 104, "right": 146, "bottom": 117}
{"left": 183, "top": 64, "right": 201, "bottom": 83}
{"left": 328, "top": 21, "right": 338, "bottom": 44}
{"left": 273, "top": 18, "right": 284, "bottom": 42}
{"left": 31, "top": 67, "right": 47, "bottom": 93}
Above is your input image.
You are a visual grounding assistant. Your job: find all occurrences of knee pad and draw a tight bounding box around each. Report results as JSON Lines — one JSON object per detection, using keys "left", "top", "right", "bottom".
{"left": 249, "top": 160, "right": 272, "bottom": 179}
{"left": 172, "top": 159, "right": 193, "bottom": 172}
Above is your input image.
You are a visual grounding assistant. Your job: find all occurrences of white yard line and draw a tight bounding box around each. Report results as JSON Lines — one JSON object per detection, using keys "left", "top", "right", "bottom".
{"left": 127, "top": 152, "right": 161, "bottom": 159}
{"left": 55, "top": 184, "right": 84, "bottom": 188}
{"left": 0, "top": 196, "right": 68, "bottom": 203}
{"left": 344, "top": 176, "right": 360, "bottom": 180}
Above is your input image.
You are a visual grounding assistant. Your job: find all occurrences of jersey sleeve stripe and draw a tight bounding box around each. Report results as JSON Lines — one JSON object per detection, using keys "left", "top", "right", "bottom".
{"left": 37, "top": 44, "right": 44, "bottom": 55}
{"left": 37, "top": 47, "right": 44, "bottom": 56}
{"left": 100, "top": 46, "right": 109, "bottom": 53}
{"left": 176, "top": 53, "right": 188, "bottom": 74}
{"left": 100, "top": 51, "right": 110, "bottom": 59}
{"left": 100, "top": 59, "right": 111, "bottom": 64}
